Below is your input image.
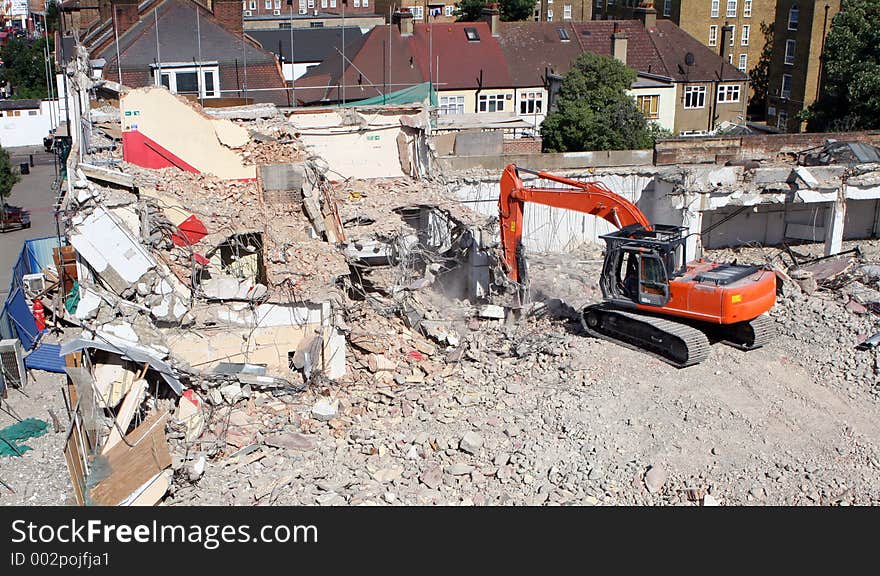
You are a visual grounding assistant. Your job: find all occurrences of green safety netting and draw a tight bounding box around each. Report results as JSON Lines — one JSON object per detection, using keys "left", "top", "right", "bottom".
{"left": 0, "top": 418, "right": 50, "bottom": 457}
{"left": 339, "top": 82, "right": 437, "bottom": 108}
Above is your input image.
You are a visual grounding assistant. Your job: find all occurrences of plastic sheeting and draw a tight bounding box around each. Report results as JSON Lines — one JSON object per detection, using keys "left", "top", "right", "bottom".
{"left": 5, "top": 288, "right": 41, "bottom": 350}
{"left": 339, "top": 82, "right": 437, "bottom": 108}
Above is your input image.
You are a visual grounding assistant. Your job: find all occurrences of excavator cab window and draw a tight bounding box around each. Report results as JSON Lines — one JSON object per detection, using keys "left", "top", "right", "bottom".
{"left": 638, "top": 252, "right": 670, "bottom": 306}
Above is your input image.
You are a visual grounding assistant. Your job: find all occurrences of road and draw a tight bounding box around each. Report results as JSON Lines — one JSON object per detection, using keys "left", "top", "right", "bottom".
{"left": 0, "top": 147, "right": 63, "bottom": 298}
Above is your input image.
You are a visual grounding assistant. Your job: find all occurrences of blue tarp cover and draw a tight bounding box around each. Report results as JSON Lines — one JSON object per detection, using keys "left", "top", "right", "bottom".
{"left": 5, "top": 288, "right": 41, "bottom": 350}
{"left": 24, "top": 343, "right": 66, "bottom": 374}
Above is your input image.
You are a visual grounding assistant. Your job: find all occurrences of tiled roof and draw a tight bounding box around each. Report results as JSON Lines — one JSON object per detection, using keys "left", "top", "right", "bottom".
{"left": 497, "top": 19, "right": 748, "bottom": 88}
{"left": 410, "top": 22, "right": 512, "bottom": 90}
{"left": 248, "top": 27, "right": 364, "bottom": 64}
{"left": 97, "top": 0, "right": 276, "bottom": 70}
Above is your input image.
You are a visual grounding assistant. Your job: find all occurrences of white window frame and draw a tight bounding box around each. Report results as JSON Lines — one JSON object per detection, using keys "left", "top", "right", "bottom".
{"left": 743, "top": 0, "right": 751, "bottom": 17}
{"left": 321, "top": 0, "right": 327, "bottom": 6}
{"left": 717, "top": 84, "right": 741, "bottom": 103}
{"left": 330, "top": 0, "right": 336, "bottom": 7}
{"left": 445, "top": 5, "right": 454, "bottom": 16}
{"left": 788, "top": 5, "right": 799, "bottom": 30}
{"left": 636, "top": 94, "right": 660, "bottom": 119}
{"left": 299, "top": 0, "right": 306, "bottom": 9}
{"left": 729, "top": 24, "right": 735, "bottom": 46}
{"left": 741, "top": 24, "right": 749, "bottom": 45}
{"left": 308, "top": 0, "right": 315, "bottom": 7}
{"left": 519, "top": 90, "right": 544, "bottom": 115}
{"left": 781, "top": 74, "right": 793, "bottom": 99}
{"left": 249, "top": 0, "right": 256, "bottom": 9}
{"left": 264, "top": 0, "right": 271, "bottom": 9}
{"left": 784, "top": 39, "right": 796, "bottom": 65}
{"left": 563, "top": 4, "right": 572, "bottom": 19}
{"left": 684, "top": 85, "right": 707, "bottom": 109}
{"left": 154, "top": 65, "right": 221, "bottom": 99}
{"left": 663, "top": 0, "right": 670, "bottom": 16}
{"left": 363, "top": 0, "right": 368, "bottom": 6}
{"left": 478, "top": 93, "right": 506, "bottom": 113}
{"left": 546, "top": 8, "right": 553, "bottom": 21}
{"left": 353, "top": 0, "right": 359, "bottom": 6}
{"left": 412, "top": 5, "right": 423, "bottom": 19}
{"left": 708, "top": 25, "right": 718, "bottom": 46}
{"left": 711, "top": 0, "right": 719, "bottom": 18}
{"left": 439, "top": 95, "right": 465, "bottom": 115}
{"left": 738, "top": 53, "right": 747, "bottom": 72}
{"left": 274, "top": 0, "right": 281, "bottom": 7}
{"left": 726, "top": 0, "right": 736, "bottom": 17}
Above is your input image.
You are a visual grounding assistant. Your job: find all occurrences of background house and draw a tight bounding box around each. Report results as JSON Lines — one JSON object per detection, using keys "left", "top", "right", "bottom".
{"left": 90, "top": 0, "right": 288, "bottom": 105}
{"left": 249, "top": 26, "right": 364, "bottom": 81}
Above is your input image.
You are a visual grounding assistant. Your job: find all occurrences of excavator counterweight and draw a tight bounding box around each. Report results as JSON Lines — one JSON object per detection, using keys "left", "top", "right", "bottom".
{"left": 498, "top": 164, "right": 776, "bottom": 367}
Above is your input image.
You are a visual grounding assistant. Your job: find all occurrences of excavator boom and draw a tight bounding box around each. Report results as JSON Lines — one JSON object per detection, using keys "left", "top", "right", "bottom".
{"left": 499, "top": 164, "right": 651, "bottom": 282}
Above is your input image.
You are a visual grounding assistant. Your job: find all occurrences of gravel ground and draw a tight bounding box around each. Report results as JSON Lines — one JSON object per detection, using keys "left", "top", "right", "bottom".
{"left": 4, "top": 240, "right": 879, "bottom": 507}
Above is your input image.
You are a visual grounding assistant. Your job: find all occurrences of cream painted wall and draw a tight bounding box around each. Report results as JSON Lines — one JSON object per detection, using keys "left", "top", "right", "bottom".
{"left": 627, "top": 86, "right": 676, "bottom": 133}
{"left": 436, "top": 88, "right": 516, "bottom": 116}
{"left": 121, "top": 87, "right": 256, "bottom": 180}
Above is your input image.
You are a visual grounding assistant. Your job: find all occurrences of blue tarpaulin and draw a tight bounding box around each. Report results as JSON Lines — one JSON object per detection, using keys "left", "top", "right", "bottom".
{"left": 24, "top": 343, "right": 65, "bottom": 373}
{"left": 5, "top": 287, "right": 41, "bottom": 350}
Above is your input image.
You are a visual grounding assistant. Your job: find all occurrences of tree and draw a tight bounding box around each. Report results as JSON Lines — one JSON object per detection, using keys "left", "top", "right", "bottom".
{"left": 46, "top": 0, "right": 61, "bottom": 34}
{"left": 747, "top": 21, "right": 774, "bottom": 120}
{"left": 541, "top": 52, "right": 659, "bottom": 152}
{"left": 456, "top": 0, "right": 532, "bottom": 22}
{"left": 0, "top": 37, "right": 54, "bottom": 99}
{"left": 802, "top": 0, "right": 880, "bottom": 132}
{"left": 499, "top": 0, "right": 533, "bottom": 21}
{"left": 0, "top": 146, "right": 21, "bottom": 201}
{"left": 454, "top": 0, "right": 486, "bottom": 21}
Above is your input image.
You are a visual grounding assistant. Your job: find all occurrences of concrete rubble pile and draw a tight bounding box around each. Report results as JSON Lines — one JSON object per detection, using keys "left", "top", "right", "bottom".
{"left": 45, "top": 87, "right": 522, "bottom": 506}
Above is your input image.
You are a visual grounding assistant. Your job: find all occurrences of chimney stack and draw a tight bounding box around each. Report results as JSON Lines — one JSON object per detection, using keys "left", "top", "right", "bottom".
{"left": 111, "top": 0, "right": 139, "bottom": 36}
{"left": 719, "top": 23, "right": 733, "bottom": 60}
{"left": 481, "top": 4, "right": 500, "bottom": 37}
{"left": 634, "top": 1, "right": 657, "bottom": 29}
{"left": 213, "top": 0, "right": 243, "bottom": 35}
{"left": 611, "top": 22, "right": 628, "bottom": 65}
{"left": 393, "top": 8, "right": 414, "bottom": 37}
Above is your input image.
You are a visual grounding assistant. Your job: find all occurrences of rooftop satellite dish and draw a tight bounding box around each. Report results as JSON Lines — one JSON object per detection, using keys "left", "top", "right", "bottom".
{"left": 685, "top": 52, "right": 695, "bottom": 66}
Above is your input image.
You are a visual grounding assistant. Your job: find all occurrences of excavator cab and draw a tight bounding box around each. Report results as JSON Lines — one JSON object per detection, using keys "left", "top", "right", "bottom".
{"left": 600, "top": 224, "right": 689, "bottom": 308}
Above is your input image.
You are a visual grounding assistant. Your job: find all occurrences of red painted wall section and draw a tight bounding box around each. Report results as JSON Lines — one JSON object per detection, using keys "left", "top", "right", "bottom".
{"left": 122, "top": 131, "right": 201, "bottom": 173}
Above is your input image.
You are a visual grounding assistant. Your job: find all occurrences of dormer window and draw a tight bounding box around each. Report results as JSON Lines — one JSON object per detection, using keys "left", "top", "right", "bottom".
{"left": 557, "top": 27, "right": 570, "bottom": 41}
{"left": 465, "top": 27, "right": 480, "bottom": 41}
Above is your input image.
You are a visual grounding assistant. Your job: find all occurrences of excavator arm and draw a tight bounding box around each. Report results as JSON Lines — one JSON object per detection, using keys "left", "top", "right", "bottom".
{"left": 499, "top": 164, "right": 652, "bottom": 282}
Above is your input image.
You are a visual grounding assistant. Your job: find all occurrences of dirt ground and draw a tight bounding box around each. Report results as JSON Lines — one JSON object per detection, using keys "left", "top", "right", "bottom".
{"left": 2, "top": 240, "right": 878, "bottom": 506}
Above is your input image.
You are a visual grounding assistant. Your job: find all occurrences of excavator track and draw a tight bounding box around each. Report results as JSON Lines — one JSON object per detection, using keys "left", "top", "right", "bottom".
{"left": 581, "top": 304, "right": 710, "bottom": 368}
{"left": 716, "top": 314, "right": 775, "bottom": 351}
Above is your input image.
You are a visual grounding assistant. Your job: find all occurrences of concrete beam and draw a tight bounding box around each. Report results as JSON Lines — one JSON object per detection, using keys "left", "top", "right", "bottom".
{"left": 824, "top": 193, "right": 846, "bottom": 256}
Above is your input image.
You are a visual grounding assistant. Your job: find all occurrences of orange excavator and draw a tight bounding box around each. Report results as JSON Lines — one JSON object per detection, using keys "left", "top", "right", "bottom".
{"left": 499, "top": 164, "right": 777, "bottom": 367}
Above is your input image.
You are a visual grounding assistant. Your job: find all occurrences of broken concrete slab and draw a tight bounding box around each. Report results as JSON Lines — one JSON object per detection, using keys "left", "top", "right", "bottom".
{"left": 69, "top": 205, "right": 157, "bottom": 295}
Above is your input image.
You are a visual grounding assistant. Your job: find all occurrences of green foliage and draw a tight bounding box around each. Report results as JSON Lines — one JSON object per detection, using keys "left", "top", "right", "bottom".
{"left": 803, "top": 0, "right": 880, "bottom": 132}
{"left": 499, "top": 0, "right": 534, "bottom": 21}
{"left": 0, "top": 37, "right": 54, "bottom": 100}
{"left": 541, "top": 52, "right": 658, "bottom": 152}
{"left": 747, "top": 21, "right": 774, "bottom": 119}
{"left": 0, "top": 146, "right": 22, "bottom": 200}
{"left": 46, "top": 1, "right": 61, "bottom": 33}
{"left": 454, "top": 0, "right": 486, "bottom": 21}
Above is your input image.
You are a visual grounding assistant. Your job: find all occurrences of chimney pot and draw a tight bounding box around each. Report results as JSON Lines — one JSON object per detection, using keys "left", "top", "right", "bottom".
{"left": 611, "top": 25, "right": 628, "bottom": 65}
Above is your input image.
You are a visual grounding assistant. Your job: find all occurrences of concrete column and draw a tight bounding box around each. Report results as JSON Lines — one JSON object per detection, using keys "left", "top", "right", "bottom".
{"left": 824, "top": 193, "right": 846, "bottom": 256}
{"left": 684, "top": 192, "right": 704, "bottom": 260}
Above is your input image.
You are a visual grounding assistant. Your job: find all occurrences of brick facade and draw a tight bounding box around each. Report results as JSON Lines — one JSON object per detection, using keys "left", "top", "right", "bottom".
{"left": 655, "top": 130, "right": 880, "bottom": 165}
{"left": 503, "top": 137, "right": 543, "bottom": 155}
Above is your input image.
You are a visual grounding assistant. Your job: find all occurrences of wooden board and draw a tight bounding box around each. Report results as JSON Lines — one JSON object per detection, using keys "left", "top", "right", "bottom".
{"left": 88, "top": 412, "right": 171, "bottom": 506}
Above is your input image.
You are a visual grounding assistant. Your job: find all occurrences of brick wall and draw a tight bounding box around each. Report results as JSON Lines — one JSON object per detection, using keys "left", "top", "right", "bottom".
{"left": 503, "top": 137, "right": 542, "bottom": 155}
{"left": 655, "top": 131, "right": 880, "bottom": 165}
